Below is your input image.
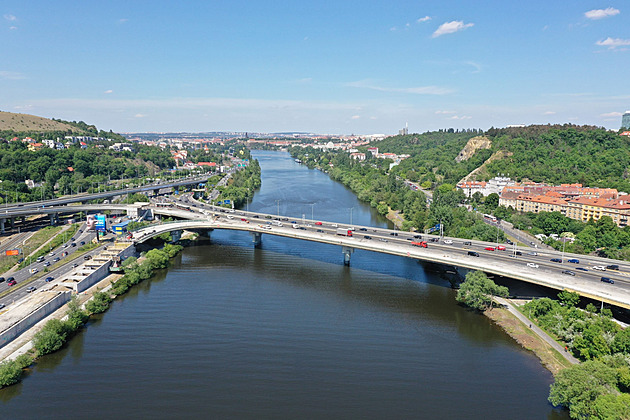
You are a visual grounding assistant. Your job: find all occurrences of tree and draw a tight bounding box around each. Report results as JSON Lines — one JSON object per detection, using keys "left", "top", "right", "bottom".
{"left": 484, "top": 193, "right": 499, "bottom": 210}
{"left": 33, "top": 319, "right": 67, "bottom": 355}
{"left": 549, "top": 360, "right": 619, "bottom": 419}
{"left": 557, "top": 290, "right": 580, "bottom": 307}
{"left": 456, "top": 270, "right": 509, "bottom": 311}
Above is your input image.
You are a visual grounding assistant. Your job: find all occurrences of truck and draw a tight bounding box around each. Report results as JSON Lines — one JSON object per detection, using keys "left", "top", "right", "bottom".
{"left": 411, "top": 241, "right": 428, "bottom": 248}
{"left": 336, "top": 228, "right": 353, "bottom": 237}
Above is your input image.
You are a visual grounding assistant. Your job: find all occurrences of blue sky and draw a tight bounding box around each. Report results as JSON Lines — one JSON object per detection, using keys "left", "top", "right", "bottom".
{"left": 1, "top": 1, "right": 629, "bottom": 134}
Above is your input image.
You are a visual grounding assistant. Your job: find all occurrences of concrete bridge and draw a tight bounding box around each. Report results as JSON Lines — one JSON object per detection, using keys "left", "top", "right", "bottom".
{"left": 127, "top": 207, "right": 630, "bottom": 310}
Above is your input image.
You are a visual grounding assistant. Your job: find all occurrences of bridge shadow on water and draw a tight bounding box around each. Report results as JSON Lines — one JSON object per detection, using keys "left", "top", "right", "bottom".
{"left": 178, "top": 230, "right": 539, "bottom": 350}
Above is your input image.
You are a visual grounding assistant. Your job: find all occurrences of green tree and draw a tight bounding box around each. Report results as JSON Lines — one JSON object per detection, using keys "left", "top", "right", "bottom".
{"left": 33, "top": 319, "right": 67, "bottom": 355}
{"left": 484, "top": 193, "right": 500, "bottom": 211}
{"left": 456, "top": 270, "right": 509, "bottom": 311}
{"left": 557, "top": 290, "right": 580, "bottom": 307}
{"left": 549, "top": 360, "right": 619, "bottom": 419}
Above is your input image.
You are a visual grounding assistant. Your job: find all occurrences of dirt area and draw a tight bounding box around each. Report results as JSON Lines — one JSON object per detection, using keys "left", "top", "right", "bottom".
{"left": 485, "top": 307, "right": 573, "bottom": 376}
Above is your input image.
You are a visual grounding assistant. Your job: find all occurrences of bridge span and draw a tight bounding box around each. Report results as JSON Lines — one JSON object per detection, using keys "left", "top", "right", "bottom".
{"left": 129, "top": 211, "right": 630, "bottom": 310}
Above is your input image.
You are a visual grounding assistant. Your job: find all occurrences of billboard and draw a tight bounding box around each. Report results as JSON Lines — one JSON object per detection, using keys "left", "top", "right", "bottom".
{"left": 86, "top": 214, "right": 96, "bottom": 230}
{"left": 5, "top": 249, "right": 20, "bottom": 256}
{"left": 95, "top": 214, "right": 107, "bottom": 232}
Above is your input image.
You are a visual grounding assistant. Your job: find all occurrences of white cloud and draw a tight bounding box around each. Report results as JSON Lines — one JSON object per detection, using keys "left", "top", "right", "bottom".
{"left": 432, "top": 20, "right": 474, "bottom": 38}
{"left": 585, "top": 7, "right": 620, "bottom": 20}
{"left": 0, "top": 71, "right": 26, "bottom": 80}
{"left": 351, "top": 115, "right": 360, "bottom": 120}
{"left": 390, "top": 26, "right": 397, "bottom": 31}
{"left": 417, "top": 16, "right": 431, "bottom": 23}
{"left": 465, "top": 61, "right": 482, "bottom": 73}
{"left": 104, "top": 89, "right": 113, "bottom": 94}
{"left": 9, "top": 26, "right": 17, "bottom": 30}
{"left": 544, "top": 111, "right": 556, "bottom": 115}
{"left": 347, "top": 79, "right": 454, "bottom": 95}
{"left": 118, "top": 18, "right": 128, "bottom": 24}
{"left": 435, "top": 110, "right": 456, "bottom": 115}
{"left": 450, "top": 115, "right": 472, "bottom": 120}
{"left": 600, "top": 111, "right": 623, "bottom": 118}
{"left": 3, "top": 14, "right": 16, "bottom": 21}
{"left": 596, "top": 37, "right": 630, "bottom": 49}
{"left": 134, "top": 113, "right": 146, "bottom": 118}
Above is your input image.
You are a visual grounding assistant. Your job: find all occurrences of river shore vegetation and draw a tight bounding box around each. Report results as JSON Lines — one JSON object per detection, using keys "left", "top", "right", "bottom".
{"left": 0, "top": 242, "right": 184, "bottom": 389}
{"left": 455, "top": 271, "right": 508, "bottom": 311}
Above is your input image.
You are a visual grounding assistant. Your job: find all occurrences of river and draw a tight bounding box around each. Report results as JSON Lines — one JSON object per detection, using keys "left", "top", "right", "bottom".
{"left": 0, "top": 150, "right": 568, "bottom": 419}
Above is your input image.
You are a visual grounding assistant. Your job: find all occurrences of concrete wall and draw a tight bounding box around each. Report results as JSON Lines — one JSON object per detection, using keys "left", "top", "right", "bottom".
{"left": 75, "top": 244, "right": 136, "bottom": 293}
{"left": 0, "top": 292, "right": 71, "bottom": 349}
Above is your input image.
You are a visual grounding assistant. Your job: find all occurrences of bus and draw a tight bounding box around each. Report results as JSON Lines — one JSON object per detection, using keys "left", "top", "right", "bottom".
{"left": 483, "top": 214, "right": 497, "bottom": 223}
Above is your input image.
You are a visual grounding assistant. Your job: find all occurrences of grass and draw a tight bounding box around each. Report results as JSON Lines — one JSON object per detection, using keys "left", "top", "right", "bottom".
{"left": 17, "top": 225, "right": 79, "bottom": 270}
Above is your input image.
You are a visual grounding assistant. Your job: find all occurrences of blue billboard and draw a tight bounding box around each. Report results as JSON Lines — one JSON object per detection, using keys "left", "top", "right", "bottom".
{"left": 95, "top": 214, "right": 107, "bottom": 232}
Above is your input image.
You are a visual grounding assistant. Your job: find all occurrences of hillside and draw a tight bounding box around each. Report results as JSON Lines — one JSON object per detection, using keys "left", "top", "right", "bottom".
{"left": 455, "top": 135, "right": 491, "bottom": 163}
{"left": 0, "top": 111, "right": 82, "bottom": 133}
{"left": 369, "top": 125, "right": 630, "bottom": 192}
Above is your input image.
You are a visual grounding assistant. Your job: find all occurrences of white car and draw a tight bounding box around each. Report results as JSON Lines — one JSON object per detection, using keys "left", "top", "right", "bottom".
{"left": 527, "top": 263, "right": 539, "bottom": 268}
{"left": 443, "top": 239, "right": 453, "bottom": 245}
{"left": 593, "top": 266, "right": 606, "bottom": 271}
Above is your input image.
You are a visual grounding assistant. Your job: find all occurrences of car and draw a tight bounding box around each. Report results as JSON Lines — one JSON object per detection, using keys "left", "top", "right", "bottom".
{"left": 48, "top": 252, "right": 55, "bottom": 256}
{"left": 331, "top": 224, "right": 338, "bottom": 228}
{"left": 514, "top": 251, "right": 522, "bottom": 256}
{"left": 29, "top": 268, "right": 38, "bottom": 274}
{"left": 379, "top": 238, "right": 388, "bottom": 242}
{"left": 71, "top": 242, "right": 76, "bottom": 247}
{"left": 316, "top": 229, "right": 324, "bottom": 233}
{"left": 63, "top": 243, "right": 68, "bottom": 248}
{"left": 44, "top": 261, "right": 51, "bottom": 266}
{"left": 443, "top": 239, "right": 453, "bottom": 245}
{"left": 79, "top": 229, "right": 83, "bottom": 233}
{"left": 7, "top": 280, "right": 16, "bottom": 286}
{"left": 497, "top": 245, "right": 506, "bottom": 251}
{"left": 359, "top": 227, "right": 367, "bottom": 231}
{"left": 562, "top": 270, "right": 575, "bottom": 276}
{"left": 484, "top": 247, "right": 495, "bottom": 251}
{"left": 606, "top": 265, "right": 620, "bottom": 270}
{"left": 430, "top": 238, "right": 439, "bottom": 242}
{"left": 84, "top": 255, "right": 92, "bottom": 260}
{"left": 240, "top": 218, "right": 247, "bottom": 222}
{"left": 601, "top": 277, "right": 614, "bottom": 284}
{"left": 80, "top": 241, "right": 85, "bottom": 245}
{"left": 527, "top": 263, "right": 539, "bottom": 268}
{"left": 364, "top": 235, "right": 372, "bottom": 240}
{"left": 506, "top": 239, "right": 513, "bottom": 245}
{"left": 298, "top": 227, "right": 306, "bottom": 230}
{"left": 72, "top": 263, "right": 79, "bottom": 268}
{"left": 45, "top": 276, "right": 54, "bottom": 282}
{"left": 36, "top": 256, "right": 45, "bottom": 263}
{"left": 26, "top": 286, "right": 37, "bottom": 293}
{"left": 291, "top": 221, "right": 296, "bottom": 224}
{"left": 467, "top": 251, "right": 480, "bottom": 257}
{"left": 0, "top": 304, "right": 5, "bottom": 310}
{"left": 463, "top": 241, "right": 472, "bottom": 246}
{"left": 593, "top": 266, "right": 606, "bottom": 271}
{"left": 390, "top": 232, "right": 398, "bottom": 236}
{"left": 576, "top": 267, "right": 588, "bottom": 272}
{"left": 567, "top": 259, "right": 580, "bottom": 264}
{"left": 550, "top": 258, "right": 562, "bottom": 263}
{"left": 0, "top": 277, "right": 4, "bottom": 283}
{"left": 71, "top": 237, "right": 75, "bottom": 241}
{"left": 527, "top": 251, "right": 538, "bottom": 256}
{"left": 62, "top": 251, "right": 68, "bottom": 256}
{"left": 315, "top": 221, "right": 322, "bottom": 225}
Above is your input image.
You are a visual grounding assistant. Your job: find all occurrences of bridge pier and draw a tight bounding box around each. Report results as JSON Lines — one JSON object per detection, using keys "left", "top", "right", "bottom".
{"left": 9, "top": 217, "right": 14, "bottom": 228}
{"left": 251, "top": 232, "right": 262, "bottom": 247}
{"left": 171, "top": 230, "right": 182, "bottom": 242}
{"left": 342, "top": 246, "right": 354, "bottom": 266}
{"left": 49, "top": 213, "right": 58, "bottom": 226}
{"left": 0, "top": 218, "right": 4, "bottom": 234}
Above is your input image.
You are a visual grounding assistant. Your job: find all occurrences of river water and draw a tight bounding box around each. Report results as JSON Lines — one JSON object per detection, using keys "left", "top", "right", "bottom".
{"left": 0, "top": 151, "right": 567, "bottom": 419}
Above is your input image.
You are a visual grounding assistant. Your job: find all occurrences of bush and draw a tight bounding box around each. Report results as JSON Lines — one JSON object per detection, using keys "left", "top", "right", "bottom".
{"left": 33, "top": 319, "right": 68, "bottom": 355}
{"left": 0, "top": 360, "right": 24, "bottom": 388}
{"left": 86, "top": 291, "right": 112, "bottom": 314}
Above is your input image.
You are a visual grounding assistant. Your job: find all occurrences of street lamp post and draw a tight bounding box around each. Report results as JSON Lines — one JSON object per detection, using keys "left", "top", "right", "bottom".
{"left": 349, "top": 207, "right": 354, "bottom": 225}
{"left": 309, "top": 203, "right": 315, "bottom": 221}
{"left": 276, "top": 200, "right": 280, "bottom": 217}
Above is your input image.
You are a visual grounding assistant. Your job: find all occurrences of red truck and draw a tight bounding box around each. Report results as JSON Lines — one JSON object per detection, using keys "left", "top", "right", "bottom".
{"left": 411, "top": 241, "right": 428, "bottom": 248}
{"left": 336, "top": 228, "right": 353, "bottom": 237}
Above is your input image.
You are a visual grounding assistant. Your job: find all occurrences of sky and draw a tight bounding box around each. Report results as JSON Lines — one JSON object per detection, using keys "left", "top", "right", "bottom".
{"left": 1, "top": 1, "right": 629, "bottom": 135}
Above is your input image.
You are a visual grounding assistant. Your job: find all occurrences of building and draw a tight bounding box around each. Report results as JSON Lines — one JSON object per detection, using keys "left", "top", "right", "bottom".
{"left": 457, "top": 176, "right": 515, "bottom": 197}
{"left": 622, "top": 111, "right": 630, "bottom": 130}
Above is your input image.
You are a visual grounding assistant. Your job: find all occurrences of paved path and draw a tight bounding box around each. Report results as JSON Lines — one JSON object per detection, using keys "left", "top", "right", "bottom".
{"left": 494, "top": 296, "right": 579, "bottom": 364}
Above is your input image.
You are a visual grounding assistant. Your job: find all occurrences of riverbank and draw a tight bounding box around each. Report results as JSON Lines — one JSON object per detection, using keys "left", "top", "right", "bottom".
{"left": 484, "top": 300, "right": 576, "bottom": 375}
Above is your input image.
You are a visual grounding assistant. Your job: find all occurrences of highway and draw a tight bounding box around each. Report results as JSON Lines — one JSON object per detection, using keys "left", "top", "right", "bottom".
{"left": 130, "top": 193, "right": 630, "bottom": 309}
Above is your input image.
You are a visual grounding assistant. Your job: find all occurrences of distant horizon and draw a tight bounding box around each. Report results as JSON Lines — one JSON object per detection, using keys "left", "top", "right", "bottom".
{"left": 1, "top": 1, "right": 628, "bottom": 134}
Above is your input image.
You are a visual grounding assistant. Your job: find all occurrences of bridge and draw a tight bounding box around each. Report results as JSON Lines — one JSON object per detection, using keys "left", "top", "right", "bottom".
{"left": 122, "top": 203, "right": 630, "bottom": 310}
{"left": 5, "top": 197, "right": 630, "bottom": 310}
{"left": 0, "top": 175, "right": 209, "bottom": 232}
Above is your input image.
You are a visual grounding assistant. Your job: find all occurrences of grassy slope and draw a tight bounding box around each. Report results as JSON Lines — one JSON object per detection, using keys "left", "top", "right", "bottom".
{"left": 0, "top": 111, "right": 81, "bottom": 133}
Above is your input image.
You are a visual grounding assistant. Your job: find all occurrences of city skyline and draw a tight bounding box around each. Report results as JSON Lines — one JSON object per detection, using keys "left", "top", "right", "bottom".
{"left": 1, "top": 1, "right": 629, "bottom": 134}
